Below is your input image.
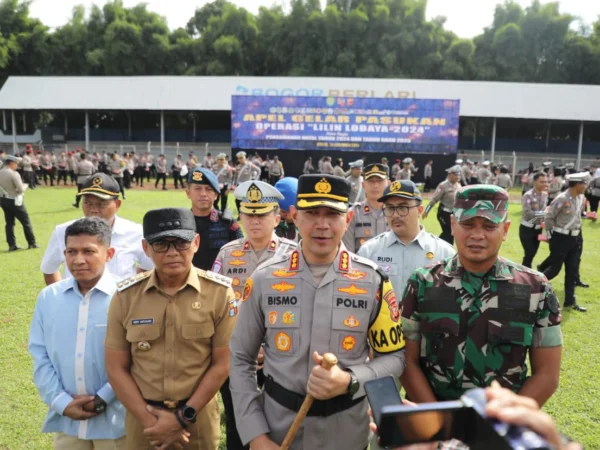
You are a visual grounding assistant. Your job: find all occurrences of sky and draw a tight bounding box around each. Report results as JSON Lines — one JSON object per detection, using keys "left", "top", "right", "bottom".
{"left": 28, "top": 0, "right": 600, "bottom": 38}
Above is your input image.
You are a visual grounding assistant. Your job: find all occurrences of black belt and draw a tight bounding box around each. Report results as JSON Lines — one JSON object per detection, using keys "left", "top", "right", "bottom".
{"left": 264, "top": 375, "right": 364, "bottom": 417}
{"left": 144, "top": 398, "right": 189, "bottom": 410}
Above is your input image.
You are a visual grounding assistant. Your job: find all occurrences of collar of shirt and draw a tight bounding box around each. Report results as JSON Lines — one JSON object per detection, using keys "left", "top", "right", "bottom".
{"left": 442, "top": 255, "right": 514, "bottom": 280}
{"left": 61, "top": 270, "right": 117, "bottom": 297}
{"left": 143, "top": 267, "right": 201, "bottom": 294}
{"left": 384, "top": 225, "right": 428, "bottom": 250}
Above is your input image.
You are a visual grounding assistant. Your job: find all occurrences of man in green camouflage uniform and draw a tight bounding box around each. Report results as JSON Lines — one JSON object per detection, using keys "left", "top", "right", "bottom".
{"left": 400, "top": 185, "right": 562, "bottom": 448}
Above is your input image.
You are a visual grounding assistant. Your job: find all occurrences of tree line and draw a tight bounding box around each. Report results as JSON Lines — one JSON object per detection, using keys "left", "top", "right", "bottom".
{"left": 0, "top": 0, "right": 599, "bottom": 87}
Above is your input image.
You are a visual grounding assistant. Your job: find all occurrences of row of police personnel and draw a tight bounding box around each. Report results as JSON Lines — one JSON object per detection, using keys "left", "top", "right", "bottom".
{"left": 26, "top": 162, "right": 566, "bottom": 449}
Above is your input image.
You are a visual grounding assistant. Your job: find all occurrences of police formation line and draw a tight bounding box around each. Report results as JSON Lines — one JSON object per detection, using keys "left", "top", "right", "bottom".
{"left": 0, "top": 153, "right": 590, "bottom": 449}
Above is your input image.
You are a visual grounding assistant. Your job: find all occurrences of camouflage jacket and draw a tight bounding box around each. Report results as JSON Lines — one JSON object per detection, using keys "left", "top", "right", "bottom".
{"left": 401, "top": 255, "right": 562, "bottom": 400}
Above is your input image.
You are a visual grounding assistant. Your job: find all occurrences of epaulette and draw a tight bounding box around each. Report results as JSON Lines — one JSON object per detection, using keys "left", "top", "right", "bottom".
{"left": 201, "top": 270, "right": 233, "bottom": 287}
{"left": 220, "top": 238, "right": 244, "bottom": 251}
{"left": 117, "top": 271, "right": 152, "bottom": 292}
{"left": 350, "top": 253, "right": 378, "bottom": 271}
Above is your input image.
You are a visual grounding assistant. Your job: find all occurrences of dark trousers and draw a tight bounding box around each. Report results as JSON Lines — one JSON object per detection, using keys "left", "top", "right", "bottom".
{"left": 68, "top": 170, "right": 76, "bottom": 184}
{"left": 235, "top": 199, "right": 241, "bottom": 216}
{"left": 114, "top": 177, "right": 126, "bottom": 199}
{"left": 538, "top": 233, "right": 580, "bottom": 305}
{"left": 42, "top": 168, "right": 55, "bottom": 186}
{"left": 519, "top": 225, "right": 541, "bottom": 268}
{"left": 172, "top": 171, "right": 185, "bottom": 189}
{"left": 123, "top": 170, "right": 132, "bottom": 189}
{"left": 155, "top": 173, "right": 167, "bottom": 189}
{"left": 424, "top": 176, "right": 432, "bottom": 192}
{"left": 1, "top": 198, "right": 36, "bottom": 247}
{"left": 74, "top": 184, "right": 83, "bottom": 207}
{"left": 268, "top": 175, "right": 280, "bottom": 186}
{"left": 220, "top": 378, "right": 248, "bottom": 450}
{"left": 590, "top": 195, "right": 600, "bottom": 213}
{"left": 24, "top": 171, "right": 36, "bottom": 189}
{"left": 213, "top": 187, "right": 228, "bottom": 213}
{"left": 134, "top": 167, "right": 145, "bottom": 186}
{"left": 57, "top": 169, "right": 68, "bottom": 185}
{"left": 437, "top": 209, "right": 453, "bottom": 245}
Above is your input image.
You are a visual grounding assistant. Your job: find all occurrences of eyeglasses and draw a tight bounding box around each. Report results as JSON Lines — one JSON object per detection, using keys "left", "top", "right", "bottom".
{"left": 150, "top": 239, "right": 192, "bottom": 253}
{"left": 383, "top": 204, "right": 420, "bottom": 217}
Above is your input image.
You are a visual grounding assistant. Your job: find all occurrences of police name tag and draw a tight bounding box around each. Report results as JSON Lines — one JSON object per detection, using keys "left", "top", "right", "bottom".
{"left": 132, "top": 318, "right": 154, "bottom": 325}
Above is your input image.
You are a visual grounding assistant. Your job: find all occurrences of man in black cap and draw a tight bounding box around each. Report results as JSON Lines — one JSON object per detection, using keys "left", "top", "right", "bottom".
{"left": 185, "top": 166, "right": 243, "bottom": 270}
{"left": 106, "top": 207, "right": 237, "bottom": 450}
{"left": 230, "top": 174, "right": 406, "bottom": 450}
{"left": 0, "top": 154, "right": 38, "bottom": 251}
{"left": 41, "top": 173, "right": 153, "bottom": 285}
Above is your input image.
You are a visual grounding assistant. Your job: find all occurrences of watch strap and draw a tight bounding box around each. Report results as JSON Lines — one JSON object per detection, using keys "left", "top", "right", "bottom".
{"left": 174, "top": 409, "right": 188, "bottom": 429}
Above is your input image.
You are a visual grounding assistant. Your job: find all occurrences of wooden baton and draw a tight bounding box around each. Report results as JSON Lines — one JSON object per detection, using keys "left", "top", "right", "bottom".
{"left": 280, "top": 353, "right": 339, "bottom": 450}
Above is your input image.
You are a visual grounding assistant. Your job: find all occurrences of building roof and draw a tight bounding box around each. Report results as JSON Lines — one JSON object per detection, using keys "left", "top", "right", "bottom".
{"left": 0, "top": 76, "right": 598, "bottom": 121}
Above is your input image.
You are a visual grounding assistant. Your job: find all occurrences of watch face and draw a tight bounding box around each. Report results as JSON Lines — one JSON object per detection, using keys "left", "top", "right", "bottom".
{"left": 182, "top": 406, "right": 196, "bottom": 421}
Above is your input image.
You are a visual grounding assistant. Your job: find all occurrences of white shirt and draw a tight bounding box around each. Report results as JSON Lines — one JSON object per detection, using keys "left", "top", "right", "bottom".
{"left": 40, "top": 216, "right": 154, "bottom": 280}
{"left": 358, "top": 226, "right": 456, "bottom": 296}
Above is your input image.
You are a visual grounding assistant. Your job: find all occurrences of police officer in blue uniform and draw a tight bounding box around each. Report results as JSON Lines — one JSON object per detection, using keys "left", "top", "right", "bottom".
{"left": 186, "top": 166, "right": 243, "bottom": 270}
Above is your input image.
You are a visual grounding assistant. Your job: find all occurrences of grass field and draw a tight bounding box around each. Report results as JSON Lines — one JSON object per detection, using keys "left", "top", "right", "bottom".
{"left": 0, "top": 186, "right": 599, "bottom": 449}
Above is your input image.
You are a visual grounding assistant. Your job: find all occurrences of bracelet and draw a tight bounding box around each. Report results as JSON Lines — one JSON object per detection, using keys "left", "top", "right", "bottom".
{"left": 173, "top": 409, "right": 188, "bottom": 429}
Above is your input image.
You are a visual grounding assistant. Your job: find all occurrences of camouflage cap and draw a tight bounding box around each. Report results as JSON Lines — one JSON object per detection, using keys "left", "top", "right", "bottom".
{"left": 453, "top": 184, "right": 509, "bottom": 224}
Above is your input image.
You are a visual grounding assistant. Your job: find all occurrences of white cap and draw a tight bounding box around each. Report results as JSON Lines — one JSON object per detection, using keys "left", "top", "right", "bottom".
{"left": 236, "top": 151, "right": 247, "bottom": 158}
{"left": 402, "top": 157, "right": 412, "bottom": 164}
{"left": 566, "top": 172, "right": 592, "bottom": 183}
{"left": 455, "top": 159, "right": 463, "bottom": 164}
{"left": 483, "top": 160, "right": 490, "bottom": 166}
{"left": 349, "top": 160, "right": 364, "bottom": 169}
{"left": 234, "top": 180, "right": 283, "bottom": 214}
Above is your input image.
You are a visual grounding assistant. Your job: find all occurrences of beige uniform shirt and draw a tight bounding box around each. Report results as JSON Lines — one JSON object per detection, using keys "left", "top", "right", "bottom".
{"left": 22, "top": 154, "right": 33, "bottom": 172}
{"left": 476, "top": 167, "right": 492, "bottom": 184}
{"left": 75, "top": 160, "right": 95, "bottom": 184}
{"left": 105, "top": 268, "right": 237, "bottom": 401}
{"left": 521, "top": 189, "right": 548, "bottom": 227}
{"left": 107, "top": 158, "right": 123, "bottom": 177}
{"left": 427, "top": 179, "right": 460, "bottom": 213}
{"left": 235, "top": 162, "right": 260, "bottom": 184}
{"left": 321, "top": 161, "right": 334, "bottom": 175}
{"left": 494, "top": 173, "right": 513, "bottom": 189}
{"left": 396, "top": 168, "right": 411, "bottom": 181}
{"left": 212, "top": 164, "right": 234, "bottom": 186}
{"left": 0, "top": 167, "right": 26, "bottom": 198}
{"left": 333, "top": 166, "right": 345, "bottom": 178}
{"left": 230, "top": 245, "right": 406, "bottom": 450}
{"left": 548, "top": 176, "right": 563, "bottom": 200}
{"left": 346, "top": 175, "right": 365, "bottom": 204}
{"left": 342, "top": 201, "right": 388, "bottom": 253}
{"left": 545, "top": 191, "right": 584, "bottom": 232}
{"left": 212, "top": 235, "right": 298, "bottom": 303}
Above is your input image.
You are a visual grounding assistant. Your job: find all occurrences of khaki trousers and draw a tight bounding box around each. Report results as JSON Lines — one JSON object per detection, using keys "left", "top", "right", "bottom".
{"left": 125, "top": 397, "right": 220, "bottom": 450}
{"left": 53, "top": 433, "right": 126, "bottom": 450}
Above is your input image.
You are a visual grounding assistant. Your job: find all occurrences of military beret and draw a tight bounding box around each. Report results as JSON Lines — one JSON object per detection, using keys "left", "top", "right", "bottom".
{"left": 188, "top": 166, "right": 220, "bottom": 193}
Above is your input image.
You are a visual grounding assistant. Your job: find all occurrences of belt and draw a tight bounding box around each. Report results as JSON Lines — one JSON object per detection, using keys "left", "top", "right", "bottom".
{"left": 520, "top": 221, "right": 541, "bottom": 230}
{"left": 440, "top": 207, "right": 453, "bottom": 213}
{"left": 144, "top": 398, "right": 189, "bottom": 409}
{"left": 553, "top": 228, "right": 580, "bottom": 236}
{"left": 264, "top": 375, "right": 364, "bottom": 417}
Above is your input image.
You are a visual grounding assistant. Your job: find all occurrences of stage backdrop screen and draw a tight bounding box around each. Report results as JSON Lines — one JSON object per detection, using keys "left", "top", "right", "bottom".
{"left": 231, "top": 95, "right": 460, "bottom": 153}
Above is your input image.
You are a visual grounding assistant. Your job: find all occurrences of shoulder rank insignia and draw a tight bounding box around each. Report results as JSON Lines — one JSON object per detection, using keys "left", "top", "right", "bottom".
{"left": 339, "top": 251, "right": 350, "bottom": 272}
{"left": 269, "top": 240, "right": 277, "bottom": 251}
{"left": 117, "top": 271, "right": 151, "bottom": 292}
{"left": 364, "top": 205, "right": 371, "bottom": 213}
{"left": 202, "top": 270, "right": 233, "bottom": 287}
{"left": 243, "top": 241, "right": 250, "bottom": 251}
{"left": 289, "top": 250, "right": 300, "bottom": 270}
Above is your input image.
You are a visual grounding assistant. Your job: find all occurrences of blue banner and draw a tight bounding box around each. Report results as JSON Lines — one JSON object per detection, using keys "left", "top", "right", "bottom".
{"left": 231, "top": 96, "right": 460, "bottom": 153}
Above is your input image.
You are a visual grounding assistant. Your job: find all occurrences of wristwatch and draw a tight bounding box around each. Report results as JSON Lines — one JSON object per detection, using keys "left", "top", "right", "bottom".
{"left": 181, "top": 404, "right": 197, "bottom": 424}
{"left": 93, "top": 395, "right": 107, "bottom": 414}
{"left": 347, "top": 373, "right": 360, "bottom": 397}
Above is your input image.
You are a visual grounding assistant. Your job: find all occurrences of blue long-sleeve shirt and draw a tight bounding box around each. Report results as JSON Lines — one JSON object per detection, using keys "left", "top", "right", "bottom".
{"left": 28, "top": 271, "right": 125, "bottom": 439}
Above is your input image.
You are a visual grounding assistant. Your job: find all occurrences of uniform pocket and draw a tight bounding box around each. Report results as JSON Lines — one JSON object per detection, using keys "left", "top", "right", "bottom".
{"left": 331, "top": 309, "right": 370, "bottom": 358}
{"left": 182, "top": 322, "right": 215, "bottom": 340}
{"left": 126, "top": 325, "right": 160, "bottom": 343}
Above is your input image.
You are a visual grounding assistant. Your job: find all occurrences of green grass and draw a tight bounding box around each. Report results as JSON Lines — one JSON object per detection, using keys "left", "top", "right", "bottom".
{"left": 0, "top": 186, "right": 598, "bottom": 448}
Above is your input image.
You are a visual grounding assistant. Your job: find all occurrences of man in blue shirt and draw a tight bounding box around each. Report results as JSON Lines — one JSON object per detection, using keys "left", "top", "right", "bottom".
{"left": 29, "top": 217, "right": 126, "bottom": 449}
